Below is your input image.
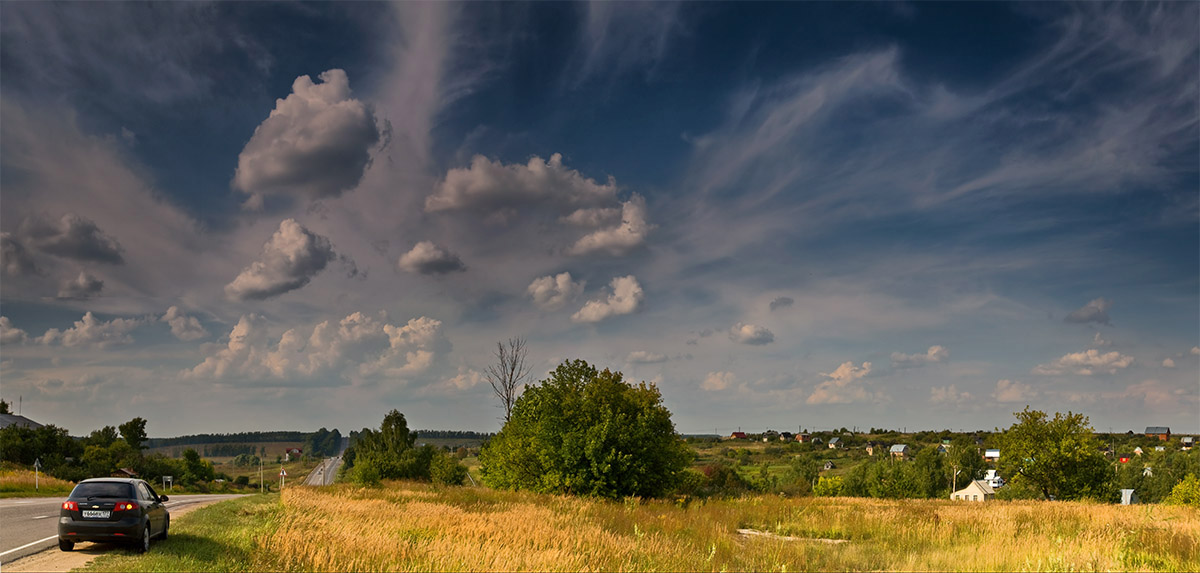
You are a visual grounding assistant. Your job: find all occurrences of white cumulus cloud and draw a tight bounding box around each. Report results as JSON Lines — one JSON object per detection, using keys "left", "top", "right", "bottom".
{"left": 0, "top": 317, "right": 29, "bottom": 344}
{"left": 992, "top": 379, "right": 1037, "bottom": 403}
{"left": 891, "top": 345, "right": 949, "bottom": 368}
{"left": 807, "top": 361, "right": 877, "bottom": 404}
{"left": 188, "top": 311, "right": 448, "bottom": 385}
{"left": 528, "top": 272, "right": 585, "bottom": 311}
{"left": 225, "top": 219, "right": 336, "bottom": 301}
{"left": 728, "top": 322, "right": 775, "bottom": 345}
{"left": 566, "top": 194, "right": 653, "bottom": 256}
{"left": 40, "top": 312, "right": 142, "bottom": 348}
{"left": 702, "top": 371, "right": 736, "bottom": 391}
{"left": 1162, "top": 358, "right": 1175, "bottom": 368}
{"left": 162, "top": 306, "right": 208, "bottom": 341}
{"left": 1033, "top": 349, "right": 1134, "bottom": 376}
{"left": 571, "top": 275, "right": 644, "bottom": 323}
{"left": 930, "top": 384, "right": 971, "bottom": 405}
{"left": 426, "top": 153, "right": 618, "bottom": 213}
{"left": 396, "top": 241, "right": 466, "bottom": 275}
{"left": 233, "top": 69, "right": 379, "bottom": 201}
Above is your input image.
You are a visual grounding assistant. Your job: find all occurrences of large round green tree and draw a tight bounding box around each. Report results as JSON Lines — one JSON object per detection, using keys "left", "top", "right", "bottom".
{"left": 479, "top": 359, "right": 692, "bottom": 498}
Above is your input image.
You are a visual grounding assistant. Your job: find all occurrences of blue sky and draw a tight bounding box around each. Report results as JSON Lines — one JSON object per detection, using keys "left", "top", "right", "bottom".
{"left": 1, "top": 2, "right": 1196, "bottom": 437}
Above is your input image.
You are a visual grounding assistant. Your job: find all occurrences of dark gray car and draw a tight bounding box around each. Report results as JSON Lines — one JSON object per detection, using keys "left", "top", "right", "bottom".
{"left": 58, "top": 478, "right": 169, "bottom": 553}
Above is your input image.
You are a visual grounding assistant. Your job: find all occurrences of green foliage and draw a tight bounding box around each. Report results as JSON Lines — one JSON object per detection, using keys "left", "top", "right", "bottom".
{"left": 183, "top": 448, "right": 217, "bottom": 484}
{"left": 431, "top": 451, "right": 469, "bottom": 486}
{"left": 118, "top": 417, "right": 148, "bottom": 450}
{"left": 346, "top": 410, "right": 466, "bottom": 486}
{"left": 1164, "top": 474, "right": 1200, "bottom": 508}
{"left": 303, "top": 427, "right": 343, "bottom": 457}
{"left": 996, "top": 407, "right": 1113, "bottom": 501}
{"left": 696, "top": 463, "right": 753, "bottom": 497}
{"left": 843, "top": 459, "right": 921, "bottom": 499}
{"left": 231, "top": 453, "right": 262, "bottom": 467}
{"left": 89, "top": 426, "right": 120, "bottom": 448}
{"left": 813, "top": 476, "right": 843, "bottom": 497}
{"left": 479, "top": 359, "right": 692, "bottom": 498}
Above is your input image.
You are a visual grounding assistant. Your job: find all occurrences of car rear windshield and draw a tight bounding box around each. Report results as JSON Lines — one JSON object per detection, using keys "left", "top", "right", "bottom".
{"left": 70, "top": 482, "right": 134, "bottom": 499}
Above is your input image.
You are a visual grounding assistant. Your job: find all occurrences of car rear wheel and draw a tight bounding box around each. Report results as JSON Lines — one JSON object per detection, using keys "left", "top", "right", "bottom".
{"left": 134, "top": 524, "right": 150, "bottom": 554}
{"left": 58, "top": 539, "right": 74, "bottom": 552}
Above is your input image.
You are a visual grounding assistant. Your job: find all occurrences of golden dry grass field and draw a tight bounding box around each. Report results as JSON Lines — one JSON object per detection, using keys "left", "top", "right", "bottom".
{"left": 249, "top": 482, "right": 1198, "bottom": 572}
{"left": 0, "top": 467, "right": 74, "bottom": 497}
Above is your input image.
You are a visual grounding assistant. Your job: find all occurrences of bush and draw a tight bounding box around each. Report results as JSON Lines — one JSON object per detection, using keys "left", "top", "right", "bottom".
{"left": 431, "top": 452, "right": 468, "bottom": 486}
{"left": 234, "top": 475, "right": 250, "bottom": 486}
{"left": 813, "top": 476, "right": 843, "bottom": 497}
{"left": 1164, "top": 474, "right": 1200, "bottom": 508}
{"left": 479, "top": 360, "right": 692, "bottom": 499}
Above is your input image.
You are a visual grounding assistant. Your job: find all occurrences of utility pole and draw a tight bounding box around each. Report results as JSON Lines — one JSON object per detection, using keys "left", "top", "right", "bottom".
{"left": 260, "top": 459, "right": 264, "bottom": 494}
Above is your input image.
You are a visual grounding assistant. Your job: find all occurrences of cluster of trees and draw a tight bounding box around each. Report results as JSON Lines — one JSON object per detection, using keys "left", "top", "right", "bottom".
{"left": 303, "top": 428, "right": 343, "bottom": 457}
{"left": 0, "top": 416, "right": 224, "bottom": 487}
{"left": 339, "top": 410, "right": 468, "bottom": 486}
{"left": 413, "top": 430, "right": 494, "bottom": 440}
{"left": 479, "top": 360, "right": 693, "bottom": 499}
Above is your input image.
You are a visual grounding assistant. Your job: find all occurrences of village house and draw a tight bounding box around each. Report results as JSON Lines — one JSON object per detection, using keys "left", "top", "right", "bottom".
{"left": 1118, "top": 453, "right": 1133, "bottom": 464}
{"left": 762, "top": 430, "right": 779, "bottom": 442}
{"left": 728, "top": 431, "right": 747, "bottom": 440}
{"left": 796, "top": 433, "right": 811, "bottom": 443}
{"left": 823, "top": 461, "right": 836, "bottom": 471}
{"left": 811, "top": 437, "right": 824, "bottom": 445}
{"left": 983, "top": 449, "right": 1000, "bottom": 462}
{"left": 1133, "top": 446, "right": 1144, "bottom": 456}
{"left": 1120, "top": 489, "right": 1139, "bottom": 505}
{"left": 1182, "top": 437, "right": 1194, "bottom": 450}
{"left": 951, "top": 480, "right": 995, "bottom": 502}
{"left": 1145, "top": 426, "right": 1171, "bottom": 441}
{"left": 890, "top": 444, "right": 909, "bottom": 459}
{"left": 779, "top": 431, "right": 794, "bottom": 441}
{"left": 865, "top": 442, "right": 878, "bottom": 456}
{"left": 828, "top": 437, "right": 843, "bottom": 449}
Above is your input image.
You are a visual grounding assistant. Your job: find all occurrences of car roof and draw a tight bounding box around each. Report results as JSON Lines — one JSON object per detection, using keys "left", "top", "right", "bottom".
{"left": 76, "top": 478, "right": 141, "bottom": 484}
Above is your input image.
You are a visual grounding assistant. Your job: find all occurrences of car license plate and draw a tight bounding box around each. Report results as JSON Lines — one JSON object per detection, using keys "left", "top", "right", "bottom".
{"left": 81, "top": 510, "right": 110, "bottom": 519}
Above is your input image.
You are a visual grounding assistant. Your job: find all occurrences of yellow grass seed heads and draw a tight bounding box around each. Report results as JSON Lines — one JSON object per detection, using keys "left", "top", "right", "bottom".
{"left": 255, "top": 482, "right": 1200, "bottom": 572}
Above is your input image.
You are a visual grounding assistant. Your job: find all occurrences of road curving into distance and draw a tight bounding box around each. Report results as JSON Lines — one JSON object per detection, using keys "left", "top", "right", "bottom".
{"left": 0, "top": 494, "right": 246, "bottom": 565}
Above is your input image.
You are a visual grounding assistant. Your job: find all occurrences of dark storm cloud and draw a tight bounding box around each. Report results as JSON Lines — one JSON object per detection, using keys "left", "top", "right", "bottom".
{"left": 20, "top": 213, "right": 124, "bottom": 264}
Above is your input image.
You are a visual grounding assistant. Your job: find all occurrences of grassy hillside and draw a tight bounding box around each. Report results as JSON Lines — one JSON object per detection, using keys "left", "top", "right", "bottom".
{"left": 81, "top": 481, "right": 1200, "bottom": 572}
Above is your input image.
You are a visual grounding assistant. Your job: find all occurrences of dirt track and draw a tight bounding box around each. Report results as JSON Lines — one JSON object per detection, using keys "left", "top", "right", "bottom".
{"left": 4, "top": 500, "right": 222, "bottom": 572}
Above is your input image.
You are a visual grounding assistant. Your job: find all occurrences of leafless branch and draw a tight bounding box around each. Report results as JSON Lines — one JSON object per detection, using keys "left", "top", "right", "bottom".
{"left": 485, "top": 337, "right": 531, "bottom": 423}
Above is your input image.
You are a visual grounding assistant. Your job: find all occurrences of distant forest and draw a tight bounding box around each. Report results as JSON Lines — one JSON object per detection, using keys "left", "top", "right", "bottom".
{"left": 146, "top": 431, "right": 310, "bottom": 448}
{"left": 414, "top": 430, "right": 494, "bottom": 440}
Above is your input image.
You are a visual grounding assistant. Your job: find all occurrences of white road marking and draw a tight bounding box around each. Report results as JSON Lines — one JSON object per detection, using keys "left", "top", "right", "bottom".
{"left": 32, "top": 515, "right": 51, "bottom": 520}
{"left": 0, "top": 535, "right": 58, "bottom": 557}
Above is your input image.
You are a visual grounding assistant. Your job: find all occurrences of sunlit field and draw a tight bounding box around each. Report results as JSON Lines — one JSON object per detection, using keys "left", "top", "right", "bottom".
{"left": 251, "top": 482, "right": 1198, "bottom": 572}
{"left": 0, "top": 467, "right": 74, "bottom": 497}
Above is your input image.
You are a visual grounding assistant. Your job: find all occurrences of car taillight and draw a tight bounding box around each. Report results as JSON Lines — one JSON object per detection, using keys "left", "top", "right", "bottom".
{"left": 113, "top": 501, "right": 139, "bottom": 511}
{"left": 62, "top": 501, "right": 78, "bottom": 511}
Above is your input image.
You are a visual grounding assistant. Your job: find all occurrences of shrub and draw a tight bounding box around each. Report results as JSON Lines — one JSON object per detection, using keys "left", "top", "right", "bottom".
{"left": 1164, "top": 474, "right": 1200, "bottom": 508}
{"left": 813, "top": 476, "right": 843, "bottom": 497}
{"left": 430, "top": 452, "right": 468, "bottom": 486}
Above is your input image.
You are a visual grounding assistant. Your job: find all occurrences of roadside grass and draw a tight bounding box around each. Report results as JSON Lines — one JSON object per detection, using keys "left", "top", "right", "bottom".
{"left": 0, "top": 468, "right": 74, "bottom": 498}
{"left": 78, "top": 494, "right": 282, "bottom": 573}
{"left": 258, "top": 483, "right": 1200, "bottom": 572}
{"left": 67, "top": 483, "right": 1200, "bottom": 572}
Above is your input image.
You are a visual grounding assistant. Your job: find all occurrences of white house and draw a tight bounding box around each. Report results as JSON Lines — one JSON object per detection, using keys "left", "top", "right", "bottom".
{"left": 951, "top": 480, "right": 995, "bottom": 502}
{"left": 828, "top": 437, "right": 843, "bottom": 449}
{"left": 983, "top": 449, "right": 1000, "bottom": 462}
{"left": 984, "top": 469, "right": 1004, "bottom": 488}
{"left": 890, "top": 444, "right": 909, "bottom": 459}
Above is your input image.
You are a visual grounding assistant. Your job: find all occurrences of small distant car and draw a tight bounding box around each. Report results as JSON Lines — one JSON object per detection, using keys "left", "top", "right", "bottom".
{"left": 58, "top": 478, "right": 170, "bottom": 553}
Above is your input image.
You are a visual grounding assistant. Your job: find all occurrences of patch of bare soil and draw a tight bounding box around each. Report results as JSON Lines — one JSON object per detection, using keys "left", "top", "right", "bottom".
{"left": 737, "top": 528, "right": 850, "bottom": 544}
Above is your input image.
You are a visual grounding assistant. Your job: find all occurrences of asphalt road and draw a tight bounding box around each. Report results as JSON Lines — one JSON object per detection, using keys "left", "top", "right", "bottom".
{"left": 302, "top": 455, "right": 345, "bottom": 486}
{"left": 0, "top": 494, "right": 246, "bottom": 565}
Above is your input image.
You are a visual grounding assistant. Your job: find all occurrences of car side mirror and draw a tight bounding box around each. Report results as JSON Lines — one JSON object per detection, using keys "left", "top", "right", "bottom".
{"left": 159, "top": 495, "right": 169, "bottom": 502}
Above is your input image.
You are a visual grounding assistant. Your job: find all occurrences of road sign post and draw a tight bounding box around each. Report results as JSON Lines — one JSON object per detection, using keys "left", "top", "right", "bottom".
{"left": 279, "top": 467, "right": 287, "bottom": 490}
{"left": 33, "top": 458, "right": 41, "bottom": 491}
{"left": 164, "top": 476, "right": 173, "bottom": 491}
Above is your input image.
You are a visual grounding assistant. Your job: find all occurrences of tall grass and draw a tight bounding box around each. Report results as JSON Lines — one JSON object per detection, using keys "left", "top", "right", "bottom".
{"left": 0, "top": 467, "right": 74, "bottom": 497}
{"left": 256, "top": 483, "right": 1200, "bottom": 572}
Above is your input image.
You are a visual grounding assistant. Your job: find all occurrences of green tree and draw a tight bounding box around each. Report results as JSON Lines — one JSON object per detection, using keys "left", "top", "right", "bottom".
{"left": 945, "top": 435, "right": 987, "bottom": 492}
{"left": 348, "top": 410, "right": 465, "bottom": 485}
{"left": 88, "top": 426, "right": 120, "bottom": 448}
{"left": 479, "top": 359, "right": 692, "bottom": 498}
{"left": 118, "top": 417, "right": 148, "bottom": 450}
{"left": 0, "top": 399, "right": 9, "bottom": 414}
{"left": 995, "top": 407, "right": 1113, "bottom": 501}
{"left": 1164, "top": 474, "right": 1200, "bottom": 508}
{"left": 181, "top": 448, "right": 215, "bottom": 484}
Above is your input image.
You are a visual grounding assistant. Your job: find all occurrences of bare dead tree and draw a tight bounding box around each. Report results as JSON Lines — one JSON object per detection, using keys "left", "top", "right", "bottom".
{"left": 485, "top": 337, "right": 531, "bottom": 423}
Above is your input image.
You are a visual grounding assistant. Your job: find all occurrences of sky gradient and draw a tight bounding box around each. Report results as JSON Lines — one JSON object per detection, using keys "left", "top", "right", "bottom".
{"left": 1, "top": 2, "right": 1197, "bottom": 437}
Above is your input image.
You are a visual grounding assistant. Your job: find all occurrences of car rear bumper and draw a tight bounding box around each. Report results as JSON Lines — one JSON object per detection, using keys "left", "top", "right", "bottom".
{"left": 58, "top": 516, "right": 144, "bottom": 542}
